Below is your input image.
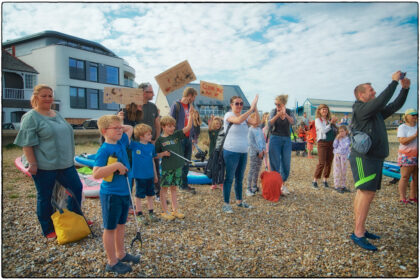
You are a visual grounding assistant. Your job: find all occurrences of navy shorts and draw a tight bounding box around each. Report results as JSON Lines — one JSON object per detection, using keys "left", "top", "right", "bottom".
{"left": 349, "top": 154, "right": 383, "bottom": 191}
{"left": 135, "top": 178, "right": 155, "bottom": 198}
{"left": 100, "top": 193, "right": 130, "bottom": 230}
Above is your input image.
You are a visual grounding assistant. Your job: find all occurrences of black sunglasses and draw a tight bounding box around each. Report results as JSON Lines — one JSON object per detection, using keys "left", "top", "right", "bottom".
{"left": 233, "top": 102, "right": 244, "bottom": 106}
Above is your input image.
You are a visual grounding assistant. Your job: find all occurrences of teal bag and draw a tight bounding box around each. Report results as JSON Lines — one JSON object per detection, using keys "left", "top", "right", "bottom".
{"left": 325, "top": 124, "right": 337, "bottom": 142}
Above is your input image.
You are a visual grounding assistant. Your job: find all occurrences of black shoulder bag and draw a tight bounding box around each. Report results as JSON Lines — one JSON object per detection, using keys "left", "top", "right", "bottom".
{"left": 204, "top": 122, "right": 233, "bottom": 184}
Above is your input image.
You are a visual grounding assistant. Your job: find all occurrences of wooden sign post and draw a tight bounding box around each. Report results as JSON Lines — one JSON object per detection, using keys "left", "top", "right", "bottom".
{"left": 200, "top": 81, "right": 224, "bottom": 101}
{"left": 103, "top": 87, "right": 143, "bottom": 105}
{"left": 155, "top": 60, "right": 196, "bottom": 95}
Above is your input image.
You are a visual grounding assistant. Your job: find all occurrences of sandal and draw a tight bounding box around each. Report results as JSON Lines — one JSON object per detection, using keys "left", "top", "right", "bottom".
{"left": 409, "top": 198, "right": 418, "bottom": 203}
{"left": 399, "top": 199, "right": 413, "bottom": 205}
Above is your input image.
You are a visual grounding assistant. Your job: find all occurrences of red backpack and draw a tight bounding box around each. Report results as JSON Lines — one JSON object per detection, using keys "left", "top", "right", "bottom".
{"left": 260, "top": 171, "right": 283, "bottom": 202}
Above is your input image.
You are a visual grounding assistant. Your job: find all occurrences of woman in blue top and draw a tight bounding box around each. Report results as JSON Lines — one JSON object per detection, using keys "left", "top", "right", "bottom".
{"left": 14, "top": 84, "right": 84, "bottom": 240}
{"left": 222, "top": 94, "right": 259, "bottom": 214}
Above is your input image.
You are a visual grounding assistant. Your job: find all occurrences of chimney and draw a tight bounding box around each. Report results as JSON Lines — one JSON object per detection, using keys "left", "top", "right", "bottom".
{"left": 12, "top": 46, "right": 16, "bottom": 57}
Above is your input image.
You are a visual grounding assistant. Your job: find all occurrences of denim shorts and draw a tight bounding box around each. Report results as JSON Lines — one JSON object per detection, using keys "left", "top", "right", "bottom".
{"left": 100, "top": 193, "right": 130, "bottom": 230}
{"left": 135, "top": 178, "right": 155, "bottom": 198}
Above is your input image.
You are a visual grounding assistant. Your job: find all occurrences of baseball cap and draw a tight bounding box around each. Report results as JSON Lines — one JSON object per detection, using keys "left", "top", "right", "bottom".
{"left": 405, "top": 108, "right": 418, "bottom": 116}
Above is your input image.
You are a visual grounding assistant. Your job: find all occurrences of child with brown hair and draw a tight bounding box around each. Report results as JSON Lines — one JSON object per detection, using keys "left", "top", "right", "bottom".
{"left": 129, "top": 123, "right": 160, "bottom": 225}
{"left": 207, "top": 115, "right": 223, "bottom": 190}
{"left": 92, "top": 115, "right": 138, "bottom": 275}
{"left": 154, "top": 109, "right": 194, "bottom": 220}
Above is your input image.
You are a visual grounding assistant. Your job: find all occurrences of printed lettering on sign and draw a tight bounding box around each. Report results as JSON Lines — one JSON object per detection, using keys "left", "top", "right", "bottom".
{"left": 104, "top": 87, "right": 144, "bottom": 105}
{"left": 200, "top": 81, "right": 224, "bottom": 101}
{"left": 155, "top": 60, "right": 196, "bottom": 96}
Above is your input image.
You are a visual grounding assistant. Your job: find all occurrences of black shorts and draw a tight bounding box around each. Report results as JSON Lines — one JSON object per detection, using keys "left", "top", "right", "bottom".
{"left": 349, "top": 154, "right": 383, "bottom": 191}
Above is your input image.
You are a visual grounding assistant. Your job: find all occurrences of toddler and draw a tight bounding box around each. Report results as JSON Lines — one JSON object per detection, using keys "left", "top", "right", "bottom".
{"left": 154, "top": 110, "right": 194, "bottom": 220}
{"left": 333, "top": 125, "right": 351, "bottom": 193}
{"left": 92, "top": 115, "right": 138, "bottom": 275}
{"left": 129, "top": 124, "right": 159, "bottom": 225}
{"left": 208, "top": 115, "right": 223, "bottom": 190}
{"left": 247, "top": 112, "right": 266, "bottom": 196}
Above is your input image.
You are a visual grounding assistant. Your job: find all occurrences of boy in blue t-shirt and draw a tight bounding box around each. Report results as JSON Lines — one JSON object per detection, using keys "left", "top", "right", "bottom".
{"left": 92, "top": 115, "right": 138, "bottom": 275}
{"left": 130, "top": 123, "right": 169, "bottom": 225}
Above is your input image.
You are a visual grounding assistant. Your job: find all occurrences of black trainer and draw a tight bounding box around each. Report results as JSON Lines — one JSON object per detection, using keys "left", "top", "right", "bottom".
{"left": 312, "top": 182, "right": 319, "bottom": 189}
{"left": 323, "top": 181, "right": 330, "bottom": 188}
{"left": 119, "top": 253, "right": 140, "bottom": 264}
{"left": 105, "top": 261, "right": 132, "bottom": 274}
{"left": 180, "top": 185, "right": 196, "bottom": 194}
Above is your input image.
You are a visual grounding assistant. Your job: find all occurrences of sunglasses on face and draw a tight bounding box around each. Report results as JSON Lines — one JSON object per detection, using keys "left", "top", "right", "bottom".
{"left": 233, "top": 102, "right": 244, "bottom": 106}
{"left": 275, "top": 103, "right": 282, "bottom": 107}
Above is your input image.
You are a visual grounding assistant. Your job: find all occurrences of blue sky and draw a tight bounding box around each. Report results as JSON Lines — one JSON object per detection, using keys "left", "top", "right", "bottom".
{"left": 2, "top": 2, "right": 418, "bottom": 113}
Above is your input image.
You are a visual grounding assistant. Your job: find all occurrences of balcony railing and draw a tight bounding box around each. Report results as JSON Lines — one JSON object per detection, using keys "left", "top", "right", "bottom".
{"left": 3, "top": 88, "right": 33, "bottom": 100}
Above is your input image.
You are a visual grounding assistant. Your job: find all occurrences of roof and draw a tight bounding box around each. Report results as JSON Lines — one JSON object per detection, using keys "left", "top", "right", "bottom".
{"left": 2, "top": 50, "right": 38, "bottom": 74}
{"left": 304, "top": 98, "right": 354, "bottom": 107}
{"left": 165, "top": 83, "right": 250, "bottom": 108}
{"left": 2, "top": 30, "right": 117, "bottom": 57}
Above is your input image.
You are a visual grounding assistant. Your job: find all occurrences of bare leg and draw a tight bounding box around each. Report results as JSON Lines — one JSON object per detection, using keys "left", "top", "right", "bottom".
{"left": 160, "top": 188, "right": 168, "bottom": 213}
{"left": 146, "top": 196, "right": 154, "bottom": 211}
{"left": 115, "top": 224, "right": 126, "bottom": 260}
{"left": 170, "top": 186, "right": 178, "bottom": 211}
{"left": 103, "top": 229, "right": 117, "bottom": 265}
{"left": 135, "top": 197, "right": 143, "bottom": 214}
{"left": 409, "top": 166, "right": 418, "bottom": 200}
{"left": 354, "top": 189, "right": 376, "bottom": 237}
{"left": 398, "top": 166, "right": 412, "bottom": 201}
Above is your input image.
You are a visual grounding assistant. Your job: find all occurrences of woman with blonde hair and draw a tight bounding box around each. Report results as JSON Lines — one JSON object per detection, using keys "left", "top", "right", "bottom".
{"left": 397, "top": 108, "right": 418, "bottom": 204}
{"left": 14, "top": 84, "right": 86, "bottom": 240}
{"left": 268, "top": 94, "right": 295, "bottom": 194}
{"left": 312, "top": 104, "right": 337, "bottom": 188}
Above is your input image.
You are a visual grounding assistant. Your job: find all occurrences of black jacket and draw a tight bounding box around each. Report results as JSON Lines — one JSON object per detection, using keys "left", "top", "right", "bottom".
{"left": 351, "top": 81, "right": 409, "bottom": 160}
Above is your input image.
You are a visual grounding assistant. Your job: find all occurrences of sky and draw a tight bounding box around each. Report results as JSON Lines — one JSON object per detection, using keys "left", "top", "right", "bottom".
{"left": 2, "top": 2, "right": 418, "bottom": 113}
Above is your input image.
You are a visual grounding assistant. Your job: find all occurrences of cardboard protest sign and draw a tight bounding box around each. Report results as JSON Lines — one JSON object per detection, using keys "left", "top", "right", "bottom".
{"left": 155, "top": 60, "right": 196, "bottom": 95}
{"left": 200, "top": 81, "right": 224, "bottom": 101}
{"left": 103, "top": 87, "right": 143, "bottom": 105}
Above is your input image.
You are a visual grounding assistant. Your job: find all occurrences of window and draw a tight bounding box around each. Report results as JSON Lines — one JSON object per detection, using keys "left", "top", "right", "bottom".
{"left": 89, "top": 63, "right": 98, "bottom": 82}
{"left": 105, "top": 65, "right": 119, "bottom": 85}
{"left": 11, "top": 111, "right": 26, "bottom": 122}
{"left": 70, "top": 87, "right": 86, "bottom": 108}
{"left": 24, "top": 74, "right": 36, "bottom": 89}
{"left": 69, "top": 58, "right": 85, "bottom": 80}
{"left": 86, "top": 89, "right": 99, "bottom": 109}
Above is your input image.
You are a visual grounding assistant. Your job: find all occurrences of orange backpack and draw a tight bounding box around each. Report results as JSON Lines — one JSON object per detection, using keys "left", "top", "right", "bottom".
{"left": 306, "top": 120, "right": 316, "bottom": 144}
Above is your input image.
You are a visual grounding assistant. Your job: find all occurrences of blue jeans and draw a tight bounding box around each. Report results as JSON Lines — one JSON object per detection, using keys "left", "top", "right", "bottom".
{"left": 181, "top": 138, "right": 192, "bottom": 188}
{"left": 223, "top": 149, "right": 248, "bottom": 204}
{"left": 32, "top": 166, "right": 83, "bottom": 236}
{"left": 269, "top": 135, "right": 292, "bottom": 182}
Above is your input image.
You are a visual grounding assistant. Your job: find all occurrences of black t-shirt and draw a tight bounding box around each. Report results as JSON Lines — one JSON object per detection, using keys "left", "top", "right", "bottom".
{"left": 270, "top": 108, "right": 293, "bottom": 137}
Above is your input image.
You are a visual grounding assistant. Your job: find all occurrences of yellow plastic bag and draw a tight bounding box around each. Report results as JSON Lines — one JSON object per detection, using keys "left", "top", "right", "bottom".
{"left": 51, "top": 209, "right": 91, "bottom": 245}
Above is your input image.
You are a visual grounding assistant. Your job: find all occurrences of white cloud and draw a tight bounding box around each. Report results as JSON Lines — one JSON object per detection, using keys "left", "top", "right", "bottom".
{"left": 2, "top": 2, "right": 418, "bottom": 112}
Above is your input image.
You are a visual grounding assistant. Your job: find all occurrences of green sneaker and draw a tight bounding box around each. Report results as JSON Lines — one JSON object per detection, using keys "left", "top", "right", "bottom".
{"left": 148, "top": 212, "right": 159, "bottom": 223}
{"left": 136, "top": 215, "right": 149, "bottom": 225}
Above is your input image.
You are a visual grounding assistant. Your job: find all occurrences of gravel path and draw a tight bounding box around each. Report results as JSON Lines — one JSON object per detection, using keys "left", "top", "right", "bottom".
{"left": 2, "top": 142, "right": 417, "bottom": 277}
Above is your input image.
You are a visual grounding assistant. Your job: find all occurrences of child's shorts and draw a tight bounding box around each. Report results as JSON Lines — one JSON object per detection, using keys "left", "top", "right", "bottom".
{"left": 135, "top": 178, "right": 155, "bottom": 198}
{"left": 100, "top": 193, "right": 130, "bottom": 230}
{"left": 161, "top": 168, "right": 182, "bottom": 187}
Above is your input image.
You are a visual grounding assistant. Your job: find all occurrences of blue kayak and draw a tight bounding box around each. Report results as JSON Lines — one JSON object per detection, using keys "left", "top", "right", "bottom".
{"left": 382, "top": 161, "right": 411, "bottom": 181}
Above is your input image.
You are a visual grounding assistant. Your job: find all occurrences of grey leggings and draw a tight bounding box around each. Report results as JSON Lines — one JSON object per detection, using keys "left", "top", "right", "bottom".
{"left": 247, "top": 153, "right": 263, "bottom": 190}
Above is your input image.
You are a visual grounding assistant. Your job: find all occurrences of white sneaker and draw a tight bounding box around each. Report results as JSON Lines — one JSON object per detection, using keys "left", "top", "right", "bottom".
{"left": 246, "top": 189, "right": 255, "bottom": 197}
{"left": 281, "top": 185, "right": 290, "bottom": 195}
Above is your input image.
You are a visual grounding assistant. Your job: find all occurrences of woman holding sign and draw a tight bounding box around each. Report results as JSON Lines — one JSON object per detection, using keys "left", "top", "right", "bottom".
{"left": 221, "top": 94, "right": 259, "bottom": 214}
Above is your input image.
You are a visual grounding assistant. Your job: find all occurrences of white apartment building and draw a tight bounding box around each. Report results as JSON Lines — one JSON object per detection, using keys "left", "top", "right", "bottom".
{"left": 2, "top": 30, "right": 136, "bottom": 124}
